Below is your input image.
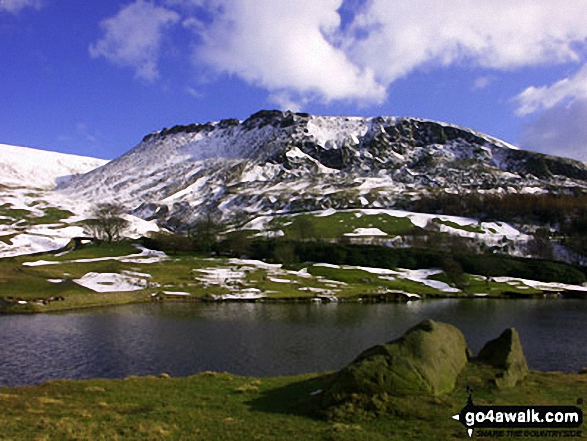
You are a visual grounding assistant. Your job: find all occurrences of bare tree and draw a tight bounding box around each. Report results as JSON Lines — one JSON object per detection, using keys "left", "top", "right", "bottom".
{"left": 83, "top": 203, "right": 130, "bottom": 242}
{"left": 188, "top": 206, "right": 223, "bottom": 250}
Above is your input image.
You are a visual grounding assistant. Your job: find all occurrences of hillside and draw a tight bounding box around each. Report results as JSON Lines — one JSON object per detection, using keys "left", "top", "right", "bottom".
{"left": 56, "top": 110, "right": 587, "bottom": 229}
{"left": 0, "top": 144, "right": 157, "bottom": 258}
{"left": 0, "top": 143, "right": 108, "bottom": 189}
{"left": 3, "top": 111, "right": 587, "bottom": 265}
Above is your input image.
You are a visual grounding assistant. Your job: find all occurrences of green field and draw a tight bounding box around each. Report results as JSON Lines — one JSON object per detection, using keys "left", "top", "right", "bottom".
{"left": 268, "top": 211, "right": 415, "bottom": 240}
{"left": 2, "top": 239, "right": 562, "bottom": 313}
{"left": 0, "top": 365, "right": 584, "bottom": 440}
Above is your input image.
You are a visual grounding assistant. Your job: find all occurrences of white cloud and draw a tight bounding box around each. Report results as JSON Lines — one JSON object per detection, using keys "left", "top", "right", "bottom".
{"left": 346, "top": 1, "right": 587, "bottom": 83}
{"left": 89, "top": 0, "right": 180, "bottom": 82}
{"left": 472, "top": 76, "right": 493, "bottom": 91}
{"left": 514, "top": 65, "right": 587, "bottom": 116}
{"left": 0, "top": 0, "right": 41, "bottom": 13}
{"left": 90, "top": 1, "right": 587, "bottom": 109}
{"left": 268, "top": 91, "right": 306, "bottom": 113}
{"left": 183, "top": 0, "right": 587, "bottom": 107}
{"left": 520, "top": 98, "right": 587, "bottom": 162}
{"left": 189, "top": 0, "right": 385, "bottom": 106}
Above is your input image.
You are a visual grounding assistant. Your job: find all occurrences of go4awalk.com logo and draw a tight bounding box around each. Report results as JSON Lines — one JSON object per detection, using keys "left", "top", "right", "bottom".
{"left": 452, "top": 389, "right": 584, "bottom": 438}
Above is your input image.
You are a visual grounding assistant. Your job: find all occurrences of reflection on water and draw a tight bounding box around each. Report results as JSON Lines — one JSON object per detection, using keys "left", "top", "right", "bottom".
{"left": 0, "top": 299, "right": 586, "bottom": 387}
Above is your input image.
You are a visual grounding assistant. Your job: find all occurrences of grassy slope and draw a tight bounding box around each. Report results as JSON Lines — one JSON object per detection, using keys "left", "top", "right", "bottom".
{"left": 273, "top": 212, "right": 415, "bottom": 239}
{"left": 1, "top": 240, "right": 550, "bottom": 313}
{"left": 0, "top": 366, "right": 584, "bottom": 440}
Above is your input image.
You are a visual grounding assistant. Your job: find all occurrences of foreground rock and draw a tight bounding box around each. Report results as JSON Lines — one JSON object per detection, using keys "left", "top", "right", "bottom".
{"left": 476, "top": 328, "right": 529, "bottom": 388}
{"left": 321, "top": 320, "right": 530, "bottom": 419}
{"left": 324, "top": 320, "right": 468, "bottom": 403}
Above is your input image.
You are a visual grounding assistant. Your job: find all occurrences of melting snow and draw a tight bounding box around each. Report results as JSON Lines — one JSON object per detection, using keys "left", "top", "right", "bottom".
{"left": 73, "top": 272, "right": 153, "bottom": 293}
{"left": 344, "top": 228, "right": 388, "bottom": 237}
{"left": 493, "top": 277, "right": 587, "bottom": 292}
{"left": 22, "top": 245, "right": 168, "bottom": 266}
{"left": 268, "top": 277, "right": 294, "bottom": 283}
{"left": 212, "top": 292, "right": 266, "bottom": 301}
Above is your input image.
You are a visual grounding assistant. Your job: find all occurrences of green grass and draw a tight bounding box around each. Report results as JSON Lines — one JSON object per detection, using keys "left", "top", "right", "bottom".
{"left": 433, "top": 218, "right": 485, "bottom": 234}
{"left": 270, "top": 212, "right": 415, "bottom": 240}
{"left": 1, "top": 241, "right": 582, "bottom": 313}
{"left": 0, "top": 233, "right": 18, "bottom": 245}
{"left": 0, "top": 366, "right": 584, "bottom": 440}
{"left": 0, "top": 205, "right": 74, "bottom": 226}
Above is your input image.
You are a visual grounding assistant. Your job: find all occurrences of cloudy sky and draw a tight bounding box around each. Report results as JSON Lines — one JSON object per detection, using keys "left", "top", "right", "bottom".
{"left": 1, "top": 0, "right": 587, "bottom": 161}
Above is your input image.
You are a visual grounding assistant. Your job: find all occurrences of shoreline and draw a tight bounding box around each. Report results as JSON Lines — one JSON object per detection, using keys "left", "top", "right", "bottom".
{"left": 1, "top": 289, "right": 585, "bottom": 315}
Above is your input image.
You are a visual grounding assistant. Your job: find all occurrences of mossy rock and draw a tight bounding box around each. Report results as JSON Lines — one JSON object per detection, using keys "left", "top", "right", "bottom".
{"left": 476, "top": 328, "right": 528, "bottom": 388}
{"left": 323, "top": 320, "right": 469, "bottom": 407}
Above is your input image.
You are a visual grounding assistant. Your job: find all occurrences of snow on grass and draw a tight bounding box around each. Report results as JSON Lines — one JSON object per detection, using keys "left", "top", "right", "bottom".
{"left": 268, "top": 277, "right": 295, "bottom": 283}
{"left": 344, "top": 227, "right": 388, "bottom": 237}
{"left": 122, "top": 270, "right": 152, "bottom": 278}
{"left": 350, "top": 266, "right": 396, "bottom": 275}
{"left": 313, "top": 263, "right": 341, "bottom": 269}
{"left": 492, "top": 277, "right": 587, "bottom": 292}
{"left": 288, "top": 268, "right": 312, "bottom": 278}
{"left": 299, "top": 287, "right": 336, "bottom": 294}
{"left": 73, "top": 272, "right": 154, "bottom": 293}
{"left": 248, "top": 209, "right": 528, "bottom": 246}
{"left": 227, "top": 258, "right": 282, "bottom": 271}
{"left": 325, "top": 264, "right": 460, "bottom": 294}
{"left": 22, "top": 260, "right": 60, "bottom": 267}
{"left": 194, "top": 268, "right": 247, "bottom": 287}
{"left": 315, "top": 208, "right": 337, "bottom": 217}
{"left": 1, "top": 234, "right": 72, "bottom": 259}
{"left": 22, "top": 245, "right": 168, "bottom": 266}
{"left": 216, "top": 293, "right": 266, "bottom": 301}
{"left": 393, "top": 268, "right": 460, "bottom": 293}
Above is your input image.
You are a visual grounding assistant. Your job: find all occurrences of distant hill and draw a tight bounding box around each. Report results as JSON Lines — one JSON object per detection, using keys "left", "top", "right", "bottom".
{"left": 0, "top": 143, "right": 108, "bottom": 189}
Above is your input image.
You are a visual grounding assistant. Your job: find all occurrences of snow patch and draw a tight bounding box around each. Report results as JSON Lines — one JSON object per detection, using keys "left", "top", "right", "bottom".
{"left": 344, "top": 227, "right": 388, "bottom": 237}
{"left": 73, "top": 272, "right": 154, "bottom": 293}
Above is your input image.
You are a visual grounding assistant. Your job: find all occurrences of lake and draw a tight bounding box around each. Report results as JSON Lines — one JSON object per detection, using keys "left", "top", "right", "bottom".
{"left": 1, "top": 299, "right": 586, "bottom": 387}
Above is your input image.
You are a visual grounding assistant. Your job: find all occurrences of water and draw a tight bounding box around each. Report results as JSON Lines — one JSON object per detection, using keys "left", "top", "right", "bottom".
{"left": 1, "top": 299, "right": 586, "bottom": 387}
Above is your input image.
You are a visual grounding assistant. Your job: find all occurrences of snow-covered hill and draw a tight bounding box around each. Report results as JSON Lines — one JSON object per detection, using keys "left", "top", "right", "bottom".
{"left": 57, "top": 110, "right": 587, "bottom": 228}
{"left": 0, "top": 144, "right": 158, "bottom": 258}
{"left": 0, "top": 143, "right": 108, "bottom": 189}
{"left": 3, "top": 112, "right": 587, "bottom": 261}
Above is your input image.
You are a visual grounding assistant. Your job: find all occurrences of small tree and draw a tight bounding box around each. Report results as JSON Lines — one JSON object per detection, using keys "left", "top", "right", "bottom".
{"left": 188, "top": 207, "right": 223, "bottom": 251}
{"left": 292, "top": 216, "right": 316, "bottom": 241}
{"left": 83, "top": 203, "right": 130, "bottom": 242}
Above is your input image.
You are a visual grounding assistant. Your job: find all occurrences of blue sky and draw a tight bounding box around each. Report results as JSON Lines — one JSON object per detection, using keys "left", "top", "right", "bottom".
{"left": 1, "top": 0, "right": 587, "bottom": 161}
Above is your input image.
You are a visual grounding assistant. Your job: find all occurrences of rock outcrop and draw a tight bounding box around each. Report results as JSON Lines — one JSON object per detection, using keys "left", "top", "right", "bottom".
{"left": 476, "top": 328, "right": 529, "bottom": 388}
{"left": 321, "top": 320, "right": 531, "bottom": 420}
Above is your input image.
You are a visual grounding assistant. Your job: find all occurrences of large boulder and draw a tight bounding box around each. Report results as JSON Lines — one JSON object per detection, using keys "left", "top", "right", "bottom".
{"left": 324, "top": 319, "right": 469, "bottom": 403}
{"left": 476, "top": 328, "right": 528, "bottom": 388}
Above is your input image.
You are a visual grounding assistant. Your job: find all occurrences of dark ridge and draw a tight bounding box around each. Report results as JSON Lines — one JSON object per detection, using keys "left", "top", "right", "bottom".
{"left": 142, "top": 122, "right": 215, "bottom": 143}
{"left": 217, "top": 118, "right": 240, "bottom": 129}
{"left": 242, "top": 110, "right": 285, "bottom": 130}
